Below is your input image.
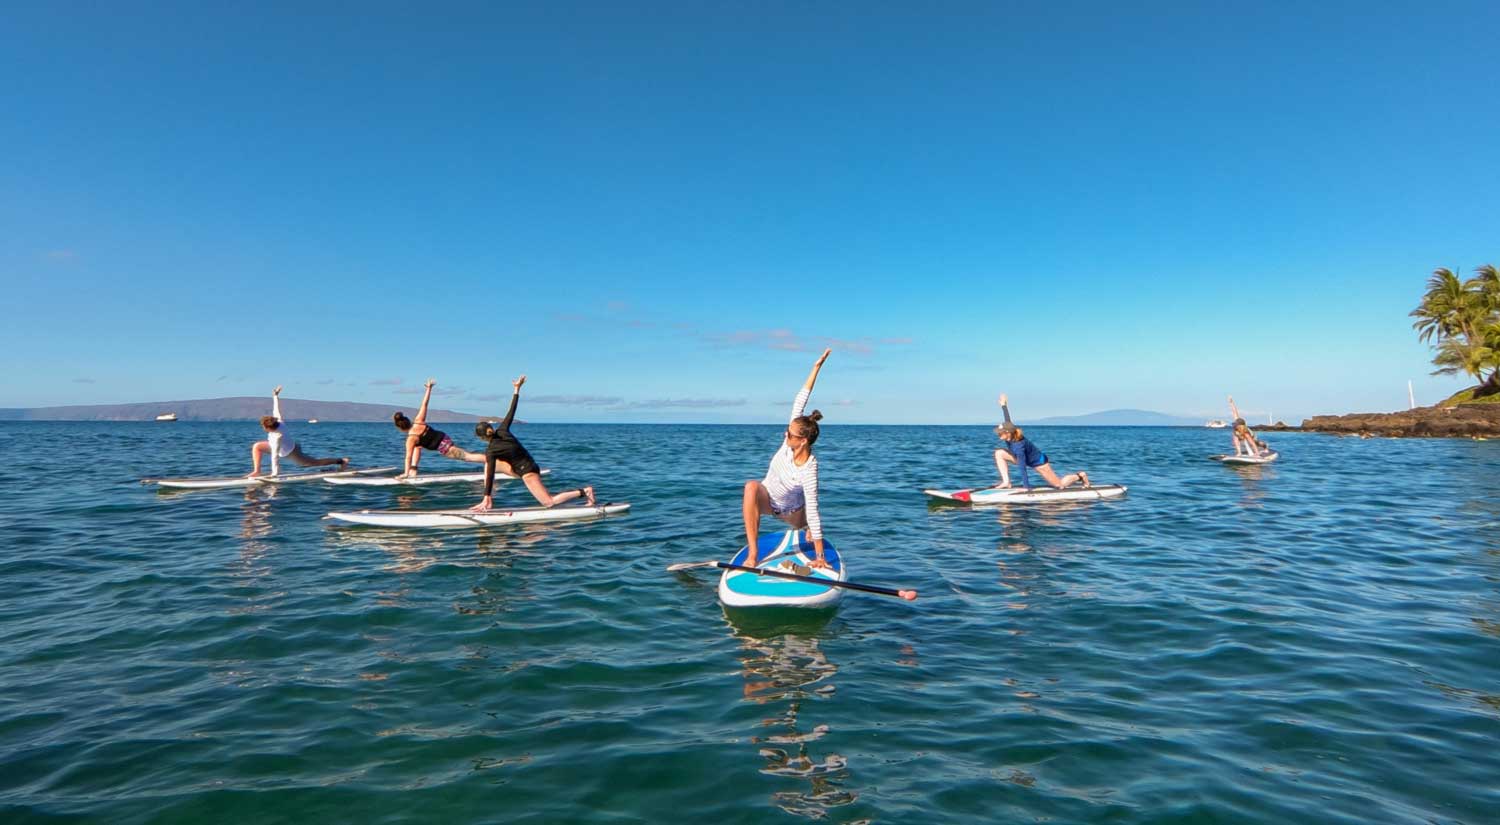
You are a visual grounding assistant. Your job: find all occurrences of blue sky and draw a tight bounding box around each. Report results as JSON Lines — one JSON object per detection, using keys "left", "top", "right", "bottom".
{"left": 4, "top": 2, "right": 1496, "bottom": 423}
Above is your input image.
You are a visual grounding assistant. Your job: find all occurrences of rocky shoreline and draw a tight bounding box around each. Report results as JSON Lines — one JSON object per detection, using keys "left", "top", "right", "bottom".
{"left": 1264, "top": 403, "right": 1500, "bottom": 438}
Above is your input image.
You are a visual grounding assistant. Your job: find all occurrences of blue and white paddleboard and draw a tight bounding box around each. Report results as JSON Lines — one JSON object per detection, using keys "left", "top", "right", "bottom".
{"left": 718, "top": 530, "right": 845, "bottom": 610}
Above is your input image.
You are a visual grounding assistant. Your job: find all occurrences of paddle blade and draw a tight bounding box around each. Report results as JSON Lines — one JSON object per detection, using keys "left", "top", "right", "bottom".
{"left": 666, "top": 561, "right": 719, "bottom": 572}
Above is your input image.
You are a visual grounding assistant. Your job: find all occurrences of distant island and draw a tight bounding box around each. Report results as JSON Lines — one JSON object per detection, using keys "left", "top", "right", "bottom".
{"left": 0, "top": 397, "right": 486, "bottom": 422}
{"left": 1027, "top": 409, "right": 1208, "bottom": 426}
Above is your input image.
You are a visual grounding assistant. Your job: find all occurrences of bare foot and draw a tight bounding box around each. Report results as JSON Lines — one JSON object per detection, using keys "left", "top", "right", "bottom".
{"left": 1079, "top": 471, "right": 1092, "bottom": 488}
{"left": 808, "top": 557, "right": 831, "bottom": 570}
{"left": 583, "top": 486, "right": 596, "bottom": 506}
{"left": 469, "top": 501, "right": 492, "bottom": 513}
{"left": 245, "top": 471, "right": 262, "bottom": 478}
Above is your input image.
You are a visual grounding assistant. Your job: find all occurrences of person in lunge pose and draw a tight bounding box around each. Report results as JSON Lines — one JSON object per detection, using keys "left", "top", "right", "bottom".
{"left": 392, "top": 379, "right": 485, "bottom": 479}
{"left": 993, "top": 393, "right": 1091, "bottom": 490}
{"left": 742, "top": 348, "right": 832, "bottom": 570}
{"left": 248, "top": 386, "right": 347, "bottom": 477}
{"left": 470, "top": 375, "right": 596, "bottom": 512}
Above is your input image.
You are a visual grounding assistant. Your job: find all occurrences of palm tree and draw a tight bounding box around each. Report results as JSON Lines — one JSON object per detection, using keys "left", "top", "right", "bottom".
{"left": 1431, "top": 336, "right": 1492, "bottom": 380}
{"left": 1469, "top": 264, "right": 1500, "bottom": 314}
{"left": 1413, "top": 265, "right": 1500, "bottom": 394}
{"left": 1410, "top": 268, "right": 1480, "bottom": 344}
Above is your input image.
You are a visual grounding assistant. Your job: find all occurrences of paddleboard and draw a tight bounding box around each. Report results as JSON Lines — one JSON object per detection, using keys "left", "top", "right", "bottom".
{"left": 324, "top": 468, "right": 550, "bottom": 487}
{"left": 145, "top": 466, "right": 397, "bottom": 489}
{"left": 1212, "top": 452, "right": 1279, "bottom": 465}
{"left": 718, "top": 530, "right": 845, "bottom": 610}
{"left": 323, "top": 501, "right": 630, "bottom": 528}
{"left": 923, "top": 484, "right": 1127, "bottom": 504}
{"left": 258, "top": 466, "right": 398, "bottom": 484}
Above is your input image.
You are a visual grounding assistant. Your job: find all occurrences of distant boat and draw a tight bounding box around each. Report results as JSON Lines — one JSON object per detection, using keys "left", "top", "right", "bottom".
{"left": 155, "top": 412, "right": 178, "bottom": 422}
{"left": 307, "top": 419, "right": 319, "bottom": 424}
{"left": 1205, "top": 419, "right": 1227, "bottom": 428}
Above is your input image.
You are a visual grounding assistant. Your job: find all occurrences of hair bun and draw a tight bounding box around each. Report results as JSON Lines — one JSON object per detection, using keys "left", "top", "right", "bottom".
{"left": 808, "top": 409, "right": 823, "bottom": 422}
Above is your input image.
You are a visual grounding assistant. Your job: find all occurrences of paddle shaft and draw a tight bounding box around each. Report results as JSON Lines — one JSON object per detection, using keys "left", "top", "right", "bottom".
{"left": 717, "top": 562, "right": 910, "bottom": 599}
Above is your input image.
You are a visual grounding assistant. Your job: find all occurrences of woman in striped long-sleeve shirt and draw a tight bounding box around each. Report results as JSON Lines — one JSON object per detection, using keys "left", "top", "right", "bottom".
{"left": 741, "top": 348, "right": 832, "bottom": 569}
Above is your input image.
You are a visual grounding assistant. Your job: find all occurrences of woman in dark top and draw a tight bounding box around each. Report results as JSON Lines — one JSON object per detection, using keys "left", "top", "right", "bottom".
{"left": 994, "top": 393, "right": 1091, "bottom": 490}
{"left": 392, "top": 379, "right": 485, "bottom": 479}
{"left": 470, "top": 375, "right": 595, "bottom": 512}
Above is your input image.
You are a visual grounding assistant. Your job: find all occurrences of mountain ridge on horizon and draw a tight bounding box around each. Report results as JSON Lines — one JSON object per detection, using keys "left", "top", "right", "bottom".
{"left": 1024, "top": 408, "right": 1209, "bottom": 426}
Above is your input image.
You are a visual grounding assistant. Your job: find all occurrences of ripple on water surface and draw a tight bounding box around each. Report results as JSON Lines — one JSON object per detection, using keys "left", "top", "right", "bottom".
{"left": 1, "top": 423, "right": 1498, "bottom": 823}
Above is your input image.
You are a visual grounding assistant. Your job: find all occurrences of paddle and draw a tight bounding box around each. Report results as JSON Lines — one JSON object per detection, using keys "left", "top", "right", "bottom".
{"left": 715, "top": 562, "right": 918, "bottom": 601}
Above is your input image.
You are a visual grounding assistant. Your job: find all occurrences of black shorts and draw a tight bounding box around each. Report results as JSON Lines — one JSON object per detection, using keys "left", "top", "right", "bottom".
{"left": 488, "top": 443, "right": 540, "bottom": 477}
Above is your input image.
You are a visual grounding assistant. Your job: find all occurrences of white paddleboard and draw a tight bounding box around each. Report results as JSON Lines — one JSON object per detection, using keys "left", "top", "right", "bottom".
{"left": 324, "top": 468, "right": 550, "bottom": 487}
{"left": 718, "top": 530, "right": 846, "bottom": 610}
{"left": 258, "top": 466, "right": 398, "bottom": 484}
{"left": 924, "top": 484, "right": 1128, "bottom": 504}
{"left": 1212, "top": 452, "right": 1279, "bottom": 465}
{"left": 323, "top": 501, "right": 630, "bottom": 528}
{"left": 146, "top": 466, "right": 397, "bottom": 489}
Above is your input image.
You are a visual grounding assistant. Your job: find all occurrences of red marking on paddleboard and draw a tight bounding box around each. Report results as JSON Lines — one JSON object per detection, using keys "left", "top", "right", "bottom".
{"left": 952, "top": 490, "right": 972, "bottom": 502}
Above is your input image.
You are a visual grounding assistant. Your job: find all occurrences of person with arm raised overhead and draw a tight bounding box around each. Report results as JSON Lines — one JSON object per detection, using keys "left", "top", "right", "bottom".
{"left": 391, "top": 379, "right": 486, "bottom": 479}
{"left": 741, "top": 348, "right": 833, "bottom": 569}
{"left": 470, "top": 375, "right": 596, "bottom": 512}
{"left": 247, "top": 386, "right": 347, "bottom": 477}
{"left": 993, "top": 393, "right": 1090, "bottom": 490}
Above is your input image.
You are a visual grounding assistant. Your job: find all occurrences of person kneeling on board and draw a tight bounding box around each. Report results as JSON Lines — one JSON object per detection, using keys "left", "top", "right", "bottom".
{"left": 469, "top": 375, "right": 595, "bottom": 512}
{"left": 392, "top": 379, "right": 486, "bottom": 479}
{"left": 741, "top": 348, "right": 832, "bottom": 570}
{"left": 247, "top": 386, "right": 348, "bottom": 477}
{"left": 994, "top": 393, "right": 1091, "bottom": 490}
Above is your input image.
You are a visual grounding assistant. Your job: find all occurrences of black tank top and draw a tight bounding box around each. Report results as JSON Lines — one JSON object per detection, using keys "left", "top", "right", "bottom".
{"left": 417, "top": 426, "right": 446, "bottom": 450}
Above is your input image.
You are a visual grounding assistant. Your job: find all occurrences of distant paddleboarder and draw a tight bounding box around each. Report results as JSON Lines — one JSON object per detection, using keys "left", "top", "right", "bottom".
{"left": 994, "top": 394, "right": 1091, "bottom": 490}
{"left": 1227, "top": 395, "right": 1272, "bottom": 457}
{"left": 248, "top": 386, "right": 347, "bottom": 477}
{"left": 741, "top": 349, "right": 832, "bottom": 570}
{"left": 469, "top": 375, "right": 596, "bottom": 512}
{"left": 392, "top": 379, "right": 485, "bottom": 479}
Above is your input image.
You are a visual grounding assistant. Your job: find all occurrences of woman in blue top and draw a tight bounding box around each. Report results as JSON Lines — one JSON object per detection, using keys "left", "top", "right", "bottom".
{"left": 994, "top": 393, "right": 1091, "bottom": 490}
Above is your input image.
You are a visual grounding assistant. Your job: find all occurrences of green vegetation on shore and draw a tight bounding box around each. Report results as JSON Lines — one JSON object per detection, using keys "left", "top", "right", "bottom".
{"left": 1411, "top": 264, "right": 1500, "bottom": 398}
{"left": 1440, "top": 387, "right": 1500, "bottom": 407}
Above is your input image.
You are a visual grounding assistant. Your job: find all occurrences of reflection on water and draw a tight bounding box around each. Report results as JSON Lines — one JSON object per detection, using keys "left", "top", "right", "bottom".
{"left": 228, "top": 486, "right": 277, "bottom": 612}
{"left": 728, "top": 614, "right": 858, "bottom": 819}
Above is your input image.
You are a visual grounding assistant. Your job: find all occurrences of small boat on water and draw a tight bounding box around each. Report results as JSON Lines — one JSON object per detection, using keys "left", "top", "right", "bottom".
{"left": 1204, "top": 419, "right": 1227, "bottom": 428}
{"left": 155, "top": 412, "right": 178, "bottom": 422}
{"left": 307, "top": 419, "right": 319, "bottom": 424}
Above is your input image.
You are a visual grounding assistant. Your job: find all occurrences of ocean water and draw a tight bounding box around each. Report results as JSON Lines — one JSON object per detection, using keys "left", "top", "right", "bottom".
{"left": 2, "top": 421, "right": 1498, "bottom": 824}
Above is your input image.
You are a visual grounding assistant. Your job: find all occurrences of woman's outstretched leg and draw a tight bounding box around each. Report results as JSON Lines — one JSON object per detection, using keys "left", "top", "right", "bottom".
{"left": 521, "top": 472, "right": 590, "bottom": 508}
{"left": 287, "top": 446, "right": 347, "bottom": 468}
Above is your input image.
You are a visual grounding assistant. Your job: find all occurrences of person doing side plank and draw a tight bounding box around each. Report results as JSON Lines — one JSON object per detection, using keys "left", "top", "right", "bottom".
{"left": 1227, "top": 395, "right": 1272, "bottom": 457}
{"left": 742, "top": 348, "right": 832, "bottom": 569}
{"left": 247, "top": 386, "right": 348, "bottom": 477}
{"left": 392, "top": 379, "right": 485, "bottom": 479}
{"left": 470, "top": 375, "right": 595, "bottom": 512}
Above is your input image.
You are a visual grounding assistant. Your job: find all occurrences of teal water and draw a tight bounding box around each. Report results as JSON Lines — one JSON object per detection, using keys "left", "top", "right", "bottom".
{"left": 2, "top": 422, "right": 1498, "bottom": 823}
